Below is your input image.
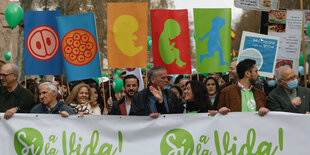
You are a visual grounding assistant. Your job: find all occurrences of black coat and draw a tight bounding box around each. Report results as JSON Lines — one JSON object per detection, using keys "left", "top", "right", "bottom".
{"left": 129, "top": 88, "right": 184, "bottom": 116}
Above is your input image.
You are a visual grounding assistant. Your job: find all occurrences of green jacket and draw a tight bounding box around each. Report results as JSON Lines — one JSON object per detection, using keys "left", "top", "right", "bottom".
{"left": 0, "top": 85, "right": 35, "bottom": 113}
{"left": 267, "top": 85, "right": 310, "bottom": 114}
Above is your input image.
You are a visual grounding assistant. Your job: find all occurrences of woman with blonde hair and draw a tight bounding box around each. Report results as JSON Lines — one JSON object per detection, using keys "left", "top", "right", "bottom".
{"left": 65, "top": 83, "right": 101, "bottom": 116}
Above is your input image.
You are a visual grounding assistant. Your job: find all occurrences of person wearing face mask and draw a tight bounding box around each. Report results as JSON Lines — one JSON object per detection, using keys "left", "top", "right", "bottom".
{"left": 218, "top": 59, "right": 269, "bottom": 116}
{"left": 263, "top": 77, "right": 277, "bottom": 96}
{"left": 267, "top": 65, "right": 310, "bottom": 114}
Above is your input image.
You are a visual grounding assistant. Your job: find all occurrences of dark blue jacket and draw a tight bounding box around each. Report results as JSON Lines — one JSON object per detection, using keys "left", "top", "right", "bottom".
{"left": 30, "top": 100, "right": 74, "bottom": 115}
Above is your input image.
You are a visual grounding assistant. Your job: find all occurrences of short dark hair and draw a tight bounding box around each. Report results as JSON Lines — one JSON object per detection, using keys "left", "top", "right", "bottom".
{"left": 170, "top": 85, "right": 182, "bottom": 97}
{"left": 123, "top": 74, "right": 139, "bottom": 86}
{"left": 121, "top": 71, "right": 126, "bottom": 76}
{"left": 236, "top": 59, "right": 256, "bottom": 79}
{"left": 174, "top": 75, "right": 184, "bottom": 84}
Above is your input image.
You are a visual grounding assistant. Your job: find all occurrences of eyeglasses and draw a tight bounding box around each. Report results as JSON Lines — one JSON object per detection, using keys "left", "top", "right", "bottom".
{"left": 0, "top": 73, "right": 14, "bottom": 77}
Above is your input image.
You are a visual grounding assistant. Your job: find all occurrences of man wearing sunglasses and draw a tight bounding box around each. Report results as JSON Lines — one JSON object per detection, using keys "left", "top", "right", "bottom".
{"left": 267, "top": 65, "right": 310, "bottom": 114}
{"left": 0, "top": 63, "right": 35, "bottom": 119}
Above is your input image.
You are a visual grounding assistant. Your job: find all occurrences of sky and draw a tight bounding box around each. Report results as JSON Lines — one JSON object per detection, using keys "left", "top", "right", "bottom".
{"left": 174, "top": 0, "right": 244, "bottom": 27}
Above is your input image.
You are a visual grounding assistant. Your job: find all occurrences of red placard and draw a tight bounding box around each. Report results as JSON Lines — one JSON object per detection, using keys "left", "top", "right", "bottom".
{"left": 151, "top": 9, "right": 191, "bottom": 74}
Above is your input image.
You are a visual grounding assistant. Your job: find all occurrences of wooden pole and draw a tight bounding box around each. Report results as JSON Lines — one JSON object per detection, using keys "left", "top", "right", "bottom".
{"left": 145, "top": 67, "right": 148, "bottom": 88}
{"left": 94, "top": 14, "right": 103, "bottom": 78}
{"left": 301, "top": 0, "right": 308, "bottom": 87}
{"left": 67, "top": 82, "right": 70, "bottom": 95}
{"left": 24, "top": 76, "right": 27, "bottom": 88}
{"left": 102, "top": 82, "right": 107, "bottom": 108}
{"left": 108, "top": 73, "right": 111, "bottom": 97}
{"left": 197, "top": 73, "right": 199, "bottom": 81}
{"left": 253, "top": 11, "right": 257, "bottom": 32}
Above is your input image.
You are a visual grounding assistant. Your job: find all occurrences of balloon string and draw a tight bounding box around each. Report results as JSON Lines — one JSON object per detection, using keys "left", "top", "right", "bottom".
{"left": 10, "top": 29, "right": 13, "bottom": 53}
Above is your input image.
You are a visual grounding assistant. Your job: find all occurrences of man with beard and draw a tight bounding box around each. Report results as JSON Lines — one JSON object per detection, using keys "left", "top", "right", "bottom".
{"left": 110, "top": 75, "right": 139, "bottom": 115}
{"left": 0, "top": 63, "right": 35, "bottom": 119}
{"left": 130, "top": 66, "right": 183, "bottom": 117}
{"left": 218, "top": 59, "right": 269, "bottom": 116}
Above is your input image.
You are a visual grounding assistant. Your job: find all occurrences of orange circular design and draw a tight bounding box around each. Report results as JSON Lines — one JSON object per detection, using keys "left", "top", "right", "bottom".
{"left": 73, "top": 40, "right": 80, "bottom": 47}
{"left": 81, "top": 34, "right": 89, "bottom": 42}
{"left": 61, "top": 29, "right": 97, "bottom": 66}
{"left": 69, "top": 53, "right": 77, "bottom": 60}
{"left": 85, "top": 51, "right": 92, "bottom": 58}
{"left": 86, "top": 43, "right": 93, "bottom": 49}
{"left": 65, "top": 47, "right": 72, "bottom": 54}
{"left": 77, "top": 55, "right": 85, "bottom": 62}
{"left": 79, "top": 45, "right": 86, "bottom": 51}
{"left": 66, "top": 38, "right": 73, "bottom": 45}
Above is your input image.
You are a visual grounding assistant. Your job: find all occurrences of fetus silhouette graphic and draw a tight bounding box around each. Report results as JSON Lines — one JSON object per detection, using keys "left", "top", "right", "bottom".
{"left": 199, "top": 17, "right": 228, "bottom": 65}
{"left": 159, "top": 19, "right": 186, "bottom": 67}
{"left": 113, "top": 15, "right": 143, "bottom": 56}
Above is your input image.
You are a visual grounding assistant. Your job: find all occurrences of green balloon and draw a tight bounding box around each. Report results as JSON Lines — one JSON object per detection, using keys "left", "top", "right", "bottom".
{"left": 147, "top": 63, "right": 151, "bottom": 69}
{"left": 112, "top": 78, "right": 123, "bottom": 92}
{"left": 115, "top": 70, "right": 122, "bottom": 77}
{"left": 299, "top": 55, "right": 308, "bottom": 66}
{"left": 5, "top": 3, "right": 23, "bottom": 29}
{"left": 307, "top": 22, "right": 310, "bottom": 38}
{"left": 93, "top": 78, "right": 99, "bottom": 84}
{"left": 4, "top": 51, "right": 12, "bottom": 60}
{"left": 113, "top": 74, "right": 119, "bottom": 78}
{"left": 147, "top": 36, "right": 152, "bottom": 51}
{"left": 102, "top": 73, "right": 108, "bottom": 78}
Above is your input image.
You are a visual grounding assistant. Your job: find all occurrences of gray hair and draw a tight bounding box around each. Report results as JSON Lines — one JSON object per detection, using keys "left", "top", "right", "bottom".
{"left": 148, "top": 66, "right": 166, "bottom": 84}
{"left": 2, "top": 63, "right": 18, "bottom": 75}
{"left": 275, "top": 65, "right": 292, "bottom": 80}
{"left": 39, "top": 82, "right": 57, "bottom": 93}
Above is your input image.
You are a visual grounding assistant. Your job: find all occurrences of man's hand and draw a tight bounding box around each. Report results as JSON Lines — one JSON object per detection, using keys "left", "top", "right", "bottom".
{"left": 306, "top": 111, "right": 310, "bottom": 114}
{"left": 4, "top": 107, "right": 18, "bottom": 120}
{"left": 218, "top": 107, "right": 230, "bottom": 115}
{"left": 149, "top": 113, "right": 160, "bottom": 119}
{"left": 291, "top": 97, "right": 301, "bottom": 107}
{"left": 59, "top": 111, "right": 69, "bottom": 117}
{"left": 208, "top": 110, "right": 217, "bottom": 116}
{"left": 258, "top": 107, "right": 269, "bottom": 116}
{"left": 149, "top": 86, "right": 163, "bottom": 103}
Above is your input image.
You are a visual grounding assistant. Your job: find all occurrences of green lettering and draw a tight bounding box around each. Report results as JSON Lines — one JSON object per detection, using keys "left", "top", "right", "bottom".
{"left": 256, "top": 141, "right": 272, "bottom": 154}
{"left": 196, "top": 144, "right": 202, "bottom": 155}
{"left": 81, "top": 130, "right": 99, "bottom": 155}
{"left": 118, "top": 131, "right": 123, "bottom": 152}
{"left": 214, "top": 130, "right": 222, "bottom": 155}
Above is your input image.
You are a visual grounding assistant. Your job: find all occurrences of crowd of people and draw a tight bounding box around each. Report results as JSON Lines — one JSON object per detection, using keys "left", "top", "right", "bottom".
{"left": 1, "top": 58, "right": 310, "bottom": 120}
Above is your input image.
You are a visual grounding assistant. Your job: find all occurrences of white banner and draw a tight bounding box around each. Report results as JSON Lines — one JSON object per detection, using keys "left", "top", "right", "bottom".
{"left": 234, "top": 0, "right": 279, "bottom": 11}
{"left": 0, "top": 112, "right": 309, "bottom": 154}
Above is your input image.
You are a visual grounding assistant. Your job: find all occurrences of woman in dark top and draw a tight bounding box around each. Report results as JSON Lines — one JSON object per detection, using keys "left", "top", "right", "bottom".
{"left": 184, "top": 80, "right": 211, "bottom": 113}
{"left": 204, "top": 77, "right": 220, "bottom": 110}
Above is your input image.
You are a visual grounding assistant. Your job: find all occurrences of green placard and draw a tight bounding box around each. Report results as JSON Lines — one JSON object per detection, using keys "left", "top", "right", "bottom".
{"left": 194, "top": 8, "right": 231, "bottom": 73}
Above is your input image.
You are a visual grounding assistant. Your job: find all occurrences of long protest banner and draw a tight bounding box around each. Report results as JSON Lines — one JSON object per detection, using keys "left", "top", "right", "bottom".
{"left": 0, "top": 112, "right": 309, "bottom": 154}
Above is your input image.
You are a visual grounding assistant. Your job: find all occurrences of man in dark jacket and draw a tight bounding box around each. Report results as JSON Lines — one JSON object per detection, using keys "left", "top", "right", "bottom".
{"left": 31, "top": 82, "right": 74, "bottom": 117}
{"left": 0, "top": 63, "right": 35, "bottom": 119}
{"left": 110, "top": 74, "right": 139, "bottom": 115}
{"left": 130, "top": 66, "right": 183, "bottom": 117}
{"left": 267, "top": 65, "right": 310, "bottom": 113}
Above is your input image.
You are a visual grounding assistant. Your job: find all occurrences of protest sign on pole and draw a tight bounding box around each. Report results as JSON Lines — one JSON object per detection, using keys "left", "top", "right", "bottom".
{"left": 194, "top": 8, "right": 231, "bottom": 73}
{"left": 107, "top": 2, "right": 148, "bottom": 68}
{"left": 234, "top": 0, "right": 279, "bottom": 11}
{"left": 24, "top": 11, "right": 63, "bottom": 75}
{"left": 56, "top": 13, "right": 101, "bottom": 82}
{"left": 238, "top": 31, "right": 279, "bottom": 77}
{"left": 151, "top": 9, "right": 192, "bottom": 74}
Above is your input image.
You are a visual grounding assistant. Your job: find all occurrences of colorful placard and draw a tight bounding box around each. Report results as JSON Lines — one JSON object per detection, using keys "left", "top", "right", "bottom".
{"left": 107, "top": 2, "right": 148, "bottom": 68}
